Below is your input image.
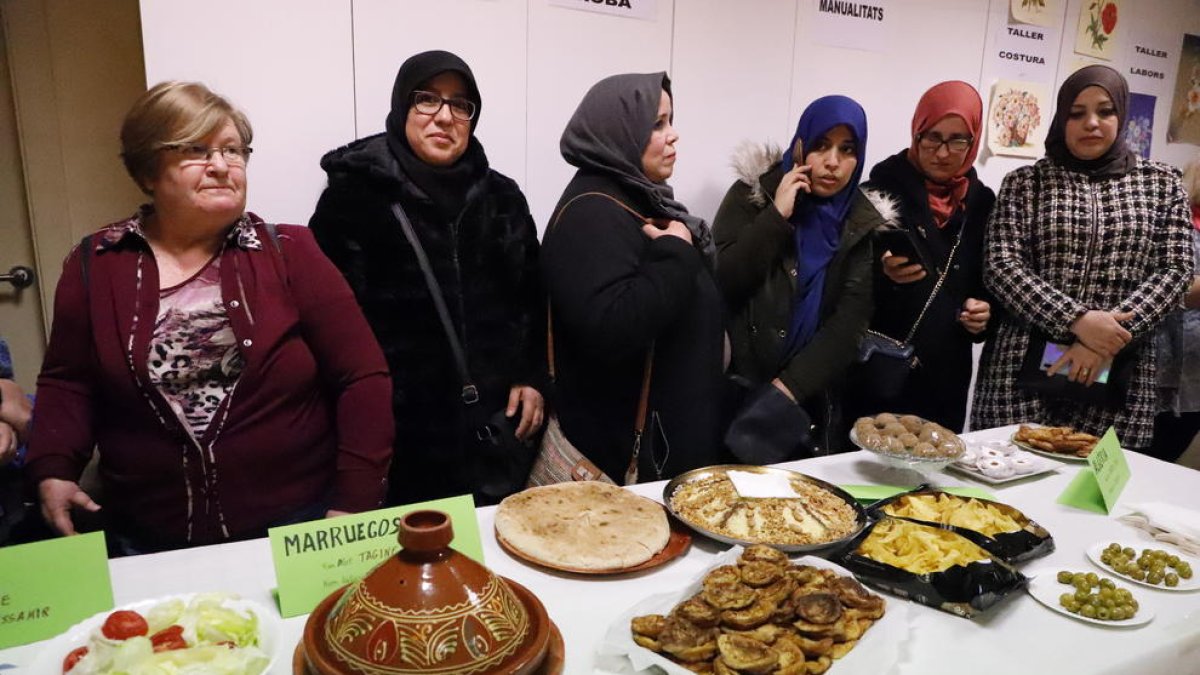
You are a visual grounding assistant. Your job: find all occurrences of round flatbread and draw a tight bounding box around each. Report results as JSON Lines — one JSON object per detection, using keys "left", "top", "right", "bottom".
{"left": 495, "top": 482, "right": 670, "bottom": 571}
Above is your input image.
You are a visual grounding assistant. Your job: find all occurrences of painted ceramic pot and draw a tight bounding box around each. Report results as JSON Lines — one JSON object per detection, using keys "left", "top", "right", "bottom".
{"left": 299, "top": 510, "right": 552, "bottom": 674}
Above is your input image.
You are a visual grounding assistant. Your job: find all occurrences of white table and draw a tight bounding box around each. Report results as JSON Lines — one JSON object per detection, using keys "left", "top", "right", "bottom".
{"left": 5, "top": 425, "right": 1200, "bottom": 674}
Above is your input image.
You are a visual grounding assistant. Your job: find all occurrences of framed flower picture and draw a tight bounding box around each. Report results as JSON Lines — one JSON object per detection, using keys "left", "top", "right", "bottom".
{"left": 1074, "top": 0, "right": 1120, "bottom": 60}
{"left": 987, "top": 79, "right": 1051, "bottom": 158}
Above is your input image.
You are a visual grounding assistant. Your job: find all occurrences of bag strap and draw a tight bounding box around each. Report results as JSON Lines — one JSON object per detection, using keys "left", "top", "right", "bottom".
{"left": 390, "top": 203, "right": 479, "bottom": 404}
{"left": 902, "top": 220, "right": 967, "bottom": 344}
{"left": 545, "top": 191, "right": 656, "bottom": 484}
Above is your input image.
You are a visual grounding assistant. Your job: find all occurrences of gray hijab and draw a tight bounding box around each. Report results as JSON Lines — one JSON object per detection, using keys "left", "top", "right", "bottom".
{"left": 1044, "top": 65, "right": 1137, "bottom": 177}
{"left": 560, "top": 72, "right": 715, "bottom": 265}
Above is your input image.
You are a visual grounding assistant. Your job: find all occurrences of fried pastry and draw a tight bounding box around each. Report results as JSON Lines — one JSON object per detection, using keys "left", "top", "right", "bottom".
{"left": 659, "top": 616, "right": 719, "bottom": 662}
{"left": 674, "top": 596, "right": 721, "bottom": 628}
{"left": 794, "top": 593, "right": 843, "bottom": 624}
{"left": 703, "top": 581, "right": 757, "bottom": 610}
{"left": 631, "top": 548, "right": 885, "bottom": 673}
{"left": 740, "top": 560, "right": 784, "bottom": 587}
{"left": 716, "top": 634, "right": 778, "bottom": 674}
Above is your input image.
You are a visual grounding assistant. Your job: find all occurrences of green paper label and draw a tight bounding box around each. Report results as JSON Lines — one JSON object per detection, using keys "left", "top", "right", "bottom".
{"left": 268, "top": 494, "right": 483, "bottom": 618}
{"left": 839, "top": 484, "right": 996, "bottom": 502}
{"left": 0, "top": 532, "right": 113, "bottom": 649}
{"left": 1057, "top": 427, "right": 1129, "bottom": 514}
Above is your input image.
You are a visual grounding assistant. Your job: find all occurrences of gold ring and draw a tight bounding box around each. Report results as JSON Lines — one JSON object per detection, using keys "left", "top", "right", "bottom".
{"left": 1081, "top": 368, "right": 1090, "bottom": 375}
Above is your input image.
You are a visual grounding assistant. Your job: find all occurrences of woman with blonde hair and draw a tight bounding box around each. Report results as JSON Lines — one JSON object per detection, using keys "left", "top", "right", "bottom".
{"left": 26, "top": 82, "right": 393, "bottom": 552}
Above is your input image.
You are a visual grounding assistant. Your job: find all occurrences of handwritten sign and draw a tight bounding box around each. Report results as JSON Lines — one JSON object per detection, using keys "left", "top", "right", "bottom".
{"left": 1057, "top": 427, "right": 1130, "bottom": 514}
{"left": 0, "top": 532, "right": 112, "bottom": 649}
{"left": 268, "top": 495, "right": 482, "bottom": 618}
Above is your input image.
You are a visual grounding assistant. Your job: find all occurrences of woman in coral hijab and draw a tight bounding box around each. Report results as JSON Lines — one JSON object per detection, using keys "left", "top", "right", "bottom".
{"left": 847, "top": 81, "right": 996, "bottom": 432}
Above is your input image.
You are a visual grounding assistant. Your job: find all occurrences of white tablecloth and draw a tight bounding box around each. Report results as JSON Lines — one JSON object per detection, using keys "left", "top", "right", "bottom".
{"left": 5, "top": 425, "right": 1200, "bottom": 674}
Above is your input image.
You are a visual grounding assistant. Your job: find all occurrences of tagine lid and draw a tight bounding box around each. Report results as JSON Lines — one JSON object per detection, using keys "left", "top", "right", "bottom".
{"left": 299, "top": 509, "right": 552, "bottom": 674}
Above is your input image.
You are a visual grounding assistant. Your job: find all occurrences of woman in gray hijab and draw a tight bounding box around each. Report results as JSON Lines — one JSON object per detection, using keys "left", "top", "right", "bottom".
{"left": 972, "top": 65, "right": 1193, "bottom": 451}
{"left": 540, "top": 72, "right": 725, "bottom": 483}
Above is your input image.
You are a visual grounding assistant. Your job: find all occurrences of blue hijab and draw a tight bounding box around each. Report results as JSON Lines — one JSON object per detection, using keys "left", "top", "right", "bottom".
{"left": 781, "top": 95, "right": 868, "bottom": 352}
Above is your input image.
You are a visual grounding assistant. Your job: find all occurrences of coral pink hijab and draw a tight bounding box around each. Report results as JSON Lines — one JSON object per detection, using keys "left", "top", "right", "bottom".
{"left": 906, "top": 81, "right": 983, "bottom": 228}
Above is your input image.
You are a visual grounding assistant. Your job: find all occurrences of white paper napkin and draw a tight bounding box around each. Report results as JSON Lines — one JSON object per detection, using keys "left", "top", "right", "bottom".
{"left": 726, "top": 470, "right": 801, "bottom": 499}
{"left": 596, "top": 547, "right": 911, "bottom": 674}
{"left": 1118, "top": 502, "right": 1200, "bottom": 556}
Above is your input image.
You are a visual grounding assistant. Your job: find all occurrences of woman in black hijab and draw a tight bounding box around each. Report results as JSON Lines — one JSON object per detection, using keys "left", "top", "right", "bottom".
{"left": 310, "top": 50, "right": 546, "bottom": 503}
{"left": 972, "top": 65, "right": 1193, "bottom": 451}
{"left": 540, "top": 72, "right": 724, "bottom": 483}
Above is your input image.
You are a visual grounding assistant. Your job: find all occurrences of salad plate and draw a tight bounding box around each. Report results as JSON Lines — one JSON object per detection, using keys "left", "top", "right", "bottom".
{"left": 29, "top": 592, "right": 279, "bottom": 674}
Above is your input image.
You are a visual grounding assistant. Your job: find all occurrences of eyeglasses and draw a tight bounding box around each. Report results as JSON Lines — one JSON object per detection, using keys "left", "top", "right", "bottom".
{"left": 411, "top": 90, "right": 476, "bottom": 121}
{"left": 166, "top": 144, "right": 253, "bottom": 166}
{"left": 917, "top": 133, "right": 973, "bottom": 154}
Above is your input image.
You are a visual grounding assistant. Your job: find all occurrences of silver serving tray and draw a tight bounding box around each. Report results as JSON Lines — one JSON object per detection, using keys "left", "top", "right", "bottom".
{"left": 662, "top": 464, "right": 868, "bottom": 555}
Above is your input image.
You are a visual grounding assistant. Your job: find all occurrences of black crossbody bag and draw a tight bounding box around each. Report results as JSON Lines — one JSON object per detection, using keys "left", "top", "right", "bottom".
{"left": 390, "top": 203, "right": 536, "bottom": 502}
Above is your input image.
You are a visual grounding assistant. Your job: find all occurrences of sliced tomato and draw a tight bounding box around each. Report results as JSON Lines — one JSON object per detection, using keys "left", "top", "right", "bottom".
{"left": 150, "top": 624, "right": 188, "bottom": 652}
{"left": 101, "top": 609, "right": 149, "bottom": 640}
{"left": 62, "top": 645, "right": 89, "bottom": 673}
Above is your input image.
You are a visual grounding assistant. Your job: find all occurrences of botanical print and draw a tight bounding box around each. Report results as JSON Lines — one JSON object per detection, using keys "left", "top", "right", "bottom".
{"left": 1123, "top": 93, "right": 1155, "bottom": 159}
{"left": 1010, "top": 0, "right": 1064, "bottom": 29}
{"left": 1167, "top": 33, "right": 1200, "bottom": 145}
{"left": 1074, "top": 0, "right": 1119, "bottom": 60}
{"left": 987, "top": 79, "right": 1051, "bottom": 158}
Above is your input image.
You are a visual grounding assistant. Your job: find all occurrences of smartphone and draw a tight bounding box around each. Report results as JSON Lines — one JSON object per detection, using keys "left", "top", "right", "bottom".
{"left": 1040, "top": 341, "right": 1111, "bottom": 384}
{"left": 877, "top": 229, "right": 926, "bottom": 268}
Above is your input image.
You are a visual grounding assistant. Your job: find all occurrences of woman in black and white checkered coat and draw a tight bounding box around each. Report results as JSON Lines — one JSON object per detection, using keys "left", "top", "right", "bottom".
{"left": 972, "top": 65, "right": 1194, "bottom": 451}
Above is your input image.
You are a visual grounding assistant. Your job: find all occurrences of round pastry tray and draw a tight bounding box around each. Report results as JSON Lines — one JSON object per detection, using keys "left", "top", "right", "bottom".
{"left": 662, "top": 464, "right": 867, "bottom": 554}
{"left": 495, "top": 502, "right": 692, "bottom": 575}
{"left": 849, "top": 426, "right": 964, "bottom": 471}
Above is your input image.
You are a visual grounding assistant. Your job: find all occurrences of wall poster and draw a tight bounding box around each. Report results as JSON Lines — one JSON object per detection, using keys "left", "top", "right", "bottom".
{"left": 987, "top": 79, "right": 1051, "bottom": 158}
{"left": 1073, "top": 0, "right": 1120, "bottom": 60}
{"left": 1167, "top": 33, "right": 1200, "bottom": 145}
{"left": 1010, "top": 0, "right": 1064, "bottom": 29}
{"left": 1124, "top": 93, "right": 1155, "bottom": 159}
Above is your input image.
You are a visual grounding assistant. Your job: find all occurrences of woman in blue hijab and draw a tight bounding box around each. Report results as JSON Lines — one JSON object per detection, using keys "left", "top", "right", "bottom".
{"left": 715, "top": 95, "right": 894, "bottom": 459}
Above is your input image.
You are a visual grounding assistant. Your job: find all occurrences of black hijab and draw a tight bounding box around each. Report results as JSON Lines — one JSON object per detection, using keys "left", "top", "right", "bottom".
{"left": 384, "top": 50, "right": 490, "bottom": 216}
{"left": 1044, "top": 65, "right": 1137, "bottom": 177}
{"left": 559, "top": 72, "right": 715, "bottom": 265}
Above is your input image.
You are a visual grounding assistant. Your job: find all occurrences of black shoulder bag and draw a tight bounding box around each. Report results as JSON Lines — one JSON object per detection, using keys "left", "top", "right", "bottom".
{"left": 390, "top": 203, "right": 536, "bottom": 502}
{"left": 857, "top": 224, "right": 965, "bottom": 399}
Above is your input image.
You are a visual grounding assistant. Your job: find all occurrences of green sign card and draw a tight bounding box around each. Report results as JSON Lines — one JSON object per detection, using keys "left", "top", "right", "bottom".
{"left": 1057, "top": 427, "right": 1130, "bottom": 514}
{"left": 839, "top": 484, "right": 996, "bottom": 502}
{"left": 268, "top": 494, "right": 482, "bottom": 618}
{"left": 0, "top": 531, "right": 113, "bottom": 649}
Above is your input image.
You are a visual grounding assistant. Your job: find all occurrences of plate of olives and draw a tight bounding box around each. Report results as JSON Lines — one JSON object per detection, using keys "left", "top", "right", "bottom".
{"left": 1086, "top": 541, "right": 1199, "bottom": 592}
{"left": 1026, "top": 569, "right": 1153, "bottom": 627}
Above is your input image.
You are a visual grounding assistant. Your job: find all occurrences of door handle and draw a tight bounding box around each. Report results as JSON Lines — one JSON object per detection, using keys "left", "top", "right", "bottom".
{"left": 0, "top": 266, "right": 35, "bottom": 289}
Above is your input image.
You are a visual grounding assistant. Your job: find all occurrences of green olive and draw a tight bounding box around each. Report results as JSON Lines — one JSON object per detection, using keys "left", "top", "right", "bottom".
{"left": 1177, "top": 564, "right": 1193, "bottom": 580}
{"left": 1130, "top": 568, "right": 1147, "bottom": 581}
{"left": 1080, "top": 604, "right": 1098, "bottom": 619}
{"left": 1099, "top": 579, "right": 1115, "bottom": 591}
{"left": 1057, "top": 570, "right": 1075, "bottom": 584}
{"left": 1167, "top": 555, "right": 1180, "bottom": 567}
{"left": 1165, "top": 573, "right": 1180, "bottom": 587}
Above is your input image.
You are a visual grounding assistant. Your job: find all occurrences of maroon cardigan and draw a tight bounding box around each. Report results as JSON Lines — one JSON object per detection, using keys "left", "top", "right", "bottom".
{"left": 26, "top": 213, "right": 394, "bottom": 546}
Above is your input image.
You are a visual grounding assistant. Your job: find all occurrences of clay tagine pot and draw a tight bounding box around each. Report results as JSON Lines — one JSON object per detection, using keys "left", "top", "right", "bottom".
{"left": 299, "top": 510, "right": 552, "bottom": 674}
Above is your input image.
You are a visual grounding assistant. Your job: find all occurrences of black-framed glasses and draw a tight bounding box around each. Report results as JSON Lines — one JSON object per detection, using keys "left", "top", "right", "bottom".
{"left": 411, "top": 90, "right": 476, "bottom": 121}
{"left": 917, "top": 133, "right": 972, "bottom": 154}
{"left": 166, "top": 144, "right": 253, "bottom": 166}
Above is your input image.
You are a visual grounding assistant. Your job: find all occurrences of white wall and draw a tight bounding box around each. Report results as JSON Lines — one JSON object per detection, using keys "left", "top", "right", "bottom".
{"left": 139, "top": 0, "right": 1200, "bottom": 229}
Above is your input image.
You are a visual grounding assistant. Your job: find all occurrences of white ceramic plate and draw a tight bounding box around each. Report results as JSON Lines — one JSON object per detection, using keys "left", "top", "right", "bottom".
{"left": 26, "top": 593, "right": 280, "bottom": 675}
{"left": 1025, "top": 568, "right": 1153, "bottom": 628}
{"left": 1085, "top": 541, "right": 1200, "bottom": 592}
{"left": 947, "top": 446, "right": 1063, "bottom": 485}
{"left": 1010, "top": 430, "right": 1091, "bottom": 463}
